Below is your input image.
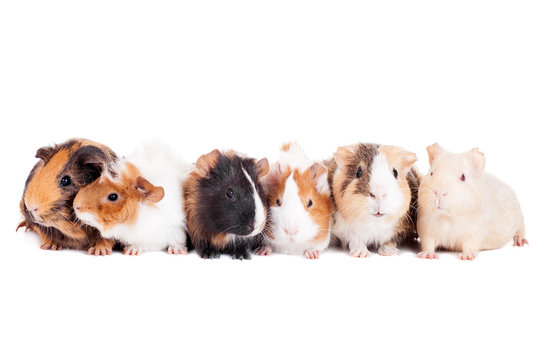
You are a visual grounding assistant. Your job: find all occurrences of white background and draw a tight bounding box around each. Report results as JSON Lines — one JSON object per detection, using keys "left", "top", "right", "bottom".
{"left": 1, "top": 1, "right": 539, "bottom": 359}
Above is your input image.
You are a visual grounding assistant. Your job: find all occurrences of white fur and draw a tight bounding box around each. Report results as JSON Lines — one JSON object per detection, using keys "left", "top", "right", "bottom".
{"left": 418, "top": 149, "right": 525, "bottom": 259}
{"left": 332, "top": 152, "right": 404, "bottom": 256}
{"left": 242, "top": 167, "right": 266, "bottom": 236}
{"left": 78, "top": 142, "right": 193, "bottom": 253}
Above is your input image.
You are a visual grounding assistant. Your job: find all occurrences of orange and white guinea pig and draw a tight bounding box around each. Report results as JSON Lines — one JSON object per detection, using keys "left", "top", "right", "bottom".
{"left": 417, "top": 143, "right": 527, "bottom": 260}
{"left": 73, "top": 142, "right": 192, "bottom": 255}
{"left": 256, "top": 143, "right": 332, "bottom": 259}
{"left": 325, "top": 143, "right": 419, "bottom": 258}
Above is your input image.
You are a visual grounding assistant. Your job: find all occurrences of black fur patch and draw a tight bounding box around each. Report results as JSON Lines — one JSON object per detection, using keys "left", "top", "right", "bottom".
{"left": 341, "top": 143, "right": 379, "bottom": 196}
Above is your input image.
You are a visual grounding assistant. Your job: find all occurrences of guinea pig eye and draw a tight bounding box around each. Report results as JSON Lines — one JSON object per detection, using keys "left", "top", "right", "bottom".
{"left": 307, "top": 199, "right": 313, "bottom": 208}
{"left": 108, "top": 193, "right": 118, "bottom": 201}
{"left": 430, "top": 171, "right": 434, "bottom": 176}
{"left": 276, "top": 199, "right": 281, "bottom": 206}
{"left": 60, "top": 175, "right": 71, "bottom": 187}
{"left": 226, "top": 188, "right": 235, "bottom": 198}
{"left": 393, "top": 168, "right": 398, "bottom": 179}
{"left": 356, "top": 167, "right": 363, "bottom": 178}
{"left": 460, "top": 174, "right": 466, "bottom": 182}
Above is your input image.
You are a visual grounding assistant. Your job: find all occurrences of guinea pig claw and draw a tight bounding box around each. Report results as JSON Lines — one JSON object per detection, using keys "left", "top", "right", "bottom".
{"left": 304, "top": 250, "right": 320, "bottom": 259}
{"left": 350, "top": 249, "right": 371, "bottom": 258}
{"left": 254, "top": 246, "right": 272, "bottom": 256}
{"left": 168, "top": 246, "right": 188, "bottom": 255}
{"left": 459, "top": 252, "right": 477, "bottom": 261}
{"left": 513, "top": 236, "right": 529, "bottom": 247}
{"left": 123, "top": 247, "right": 141, "bottom": 256}
{"left": 417, "top": 251, "right": 439, "bottom": 260}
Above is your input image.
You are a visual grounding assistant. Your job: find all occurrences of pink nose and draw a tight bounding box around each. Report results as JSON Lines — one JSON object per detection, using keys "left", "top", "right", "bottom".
{"left": 370, "top": 192, "right": 387, "bottom": 200}
{"left": 32, "top": 207, "right": 39, "bottom": 213}
{"left": 284, "top": 228, "right": 298, "bottom": 236}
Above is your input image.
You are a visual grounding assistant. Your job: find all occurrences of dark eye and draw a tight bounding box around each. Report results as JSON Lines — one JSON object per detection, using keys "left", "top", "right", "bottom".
{"left": 276, "top": 199, "right": 281, "bottom": 206}
{"left": 226, "top": 189, "right": 235, "bottom": 198}
{"left": 430, "top": 171, "right": 434, "bottom": 176}
{"left": 460, "top": 174, "right": 466, "bottom": 182}
{"left": 356, "top": 167, "right": 363, "bottom": 178}
{"left": 108, "top": 193, "right": 118, "bottom": 201}
{"left": 393, "top": 168, "right": 398, "bottom": 179}
{"left": 307, "top": 199, "right": 313, "bottom": 208}
{"left": 60, "top": 176, "right": 71, "bottom": 187}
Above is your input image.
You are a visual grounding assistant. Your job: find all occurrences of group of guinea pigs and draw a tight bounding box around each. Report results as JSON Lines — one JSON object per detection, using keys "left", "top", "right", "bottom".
{"left": 18, "top": 138, "right": 528, "bottom": 261}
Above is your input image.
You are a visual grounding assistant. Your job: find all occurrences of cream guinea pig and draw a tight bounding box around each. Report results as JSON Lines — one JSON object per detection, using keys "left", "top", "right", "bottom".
{"left": 325, "top": 143, "right": 419, "bottom": 257}
{"left": 255, "top": 143, "right": 333, "bottom": 259}
{"left": 73, "top": 142, "right": 192, "bottom": 255}
{"left": 417, "top": 143, "right": 528, "bottom": 260}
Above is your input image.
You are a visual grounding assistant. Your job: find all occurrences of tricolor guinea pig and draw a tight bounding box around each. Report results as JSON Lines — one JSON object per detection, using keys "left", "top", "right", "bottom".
{"left": 18, "top": 138, "right": 118, "bottom": 255}
{"left": 417, "top": 143, "right": 527, "bottom": 260}
{"left": 73, "top": 142, "right": 192, "bottom": 255}
{"left": 325, "top": 143, "right": 419, "bottom": 257}
{"left": 184, "top": 149, "right": 269, "bottom": 260}
{"left": 255, "top": 143, "right": 332, "bottom": 259}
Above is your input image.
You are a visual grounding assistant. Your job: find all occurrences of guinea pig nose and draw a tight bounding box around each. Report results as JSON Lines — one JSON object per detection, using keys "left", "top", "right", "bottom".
{"left": 370, "top": 193, "right": 376, "bottom": 199}
{"left": 32, "top": 207, "right": 39, "bottom": 213}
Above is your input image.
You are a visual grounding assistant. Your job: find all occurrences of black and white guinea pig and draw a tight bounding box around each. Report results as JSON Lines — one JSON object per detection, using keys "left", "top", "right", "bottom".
{"left": 184, "top": 149, "right": 270, "bottom": 260}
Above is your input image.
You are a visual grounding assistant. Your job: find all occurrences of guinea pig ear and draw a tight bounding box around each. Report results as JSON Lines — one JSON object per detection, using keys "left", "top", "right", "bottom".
{"left": 35, "top": 145, "right": 57, "bottom": 161}
{"left": 334, "top": 145, "right": 355, "bottom": 172}
{"left": 469, "top": 148, "right": 486, "bottom": 174}
{"left": 310, "top": 163, "right": 329, "bottom": 194}
{"left": 255, "top": 158, "right": 270, "bottom": 179}
{"left": 70, "top": 145, "right": 110, "bottom": 183}
{"left": 400, "top": 151, "right": 417, "bottom": 172}
{"left": 135, "top": 176, "right": 165, "bottom": 203}
{"left": 195, "top": 149, "right": 220, "bottom": 177}
{"left": 426, "top": 143, "right": 444, "bottom": 166}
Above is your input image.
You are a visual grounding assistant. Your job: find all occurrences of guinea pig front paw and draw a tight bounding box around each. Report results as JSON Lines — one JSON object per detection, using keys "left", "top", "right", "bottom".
{"left": 200, "top": 248, "right": 221, "bottom": 259}
{"left": 304, "top": 249, "right": 320, "bottom": 259}
{"left": 40, "top": 241, "right": 63, "bottom": 251}
{"left": 123, "top": 246, "right": 142, "bottom": 256}
{"left": 417, "top": 251, "right": 439, "bottom": 260}
{"left": 459, "top": 252, "right": 477, "bottom": 261}
{"left": 167, "top": 246, "right": 188, "bottom": 255}
{"left": 231, "top": 250, "right": 251, "bottom": 261}
{"left": 513, "top": 236, "right": 529, "bottom": 247}
{"left": 378, "top": 244, "right": 400, "bottom": 256}
{"left": 89, "top": 245, "right": 113, "bottom": 256}
{"left": 350, "top": 248, "right": 371, "bottom": 258}
{"left": 254, "top": 245, "right": 272, "bottom": 256}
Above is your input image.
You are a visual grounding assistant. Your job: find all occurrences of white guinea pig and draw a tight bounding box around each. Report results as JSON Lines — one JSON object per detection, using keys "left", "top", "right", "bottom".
{"left": 256, "top": 143, "right": 333, "bottom": 259}
{"left": 417, "top": 143, "right": 528, "bottom": 260}
{"left": 73, "top": 142, "right": 192, "bottom": 255}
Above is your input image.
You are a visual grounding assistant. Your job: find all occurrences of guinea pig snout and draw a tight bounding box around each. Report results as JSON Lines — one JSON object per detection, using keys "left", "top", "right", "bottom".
{"left": 283, "top": 226, "right": 299, "bottom": 241}
{"left": 26, "top": 203, "right": 42, "bottom": 221}
{"left": 433, "top": 190, "right": 448, "bottom": 209}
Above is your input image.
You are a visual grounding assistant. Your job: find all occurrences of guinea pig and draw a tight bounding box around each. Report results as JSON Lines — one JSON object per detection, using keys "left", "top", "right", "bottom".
{"left": 18, "top": 138, "right": 118, "bottom": 255}
{"left": 184, "top": 149, "right": 270, "bottom": 260}
{"left": 325, "top": 143, "right": 419, "bottom": 257}
{"left": 417, "top": 143, "right": 527, "bottom": 260}
{"left": 255, "top": 143, "right": 332, "bottom": 259}
{"left": 73, "top": 142, "right": 192, "bottom": 255}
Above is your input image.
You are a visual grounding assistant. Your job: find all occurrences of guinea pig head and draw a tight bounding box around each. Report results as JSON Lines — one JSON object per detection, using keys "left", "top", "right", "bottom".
{"left": 193, "top": 150, "right": 269, "bottom": 237}
{"left": 332, "top": 144, "right": 417, "bottom": 223}
{"left": 73, "top": 165, "right": 164, "bottom": 232}
{"left": 419, "top": 143, "right": 485, "bottom": 215}
{"left": 22, "top": 139, "right": 117, "bottom": 238}
{"left": 265, "top": 162, "right": 332, "bottom": 244}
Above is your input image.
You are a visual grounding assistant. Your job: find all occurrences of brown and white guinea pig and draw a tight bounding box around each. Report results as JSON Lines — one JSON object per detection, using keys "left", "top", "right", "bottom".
{"left": 417, "top": 143, "right": 527, "bottom": 261}
{"left": 184, "top": 149, "right": 270, "bottom": 260}
{"left": 255, "top": 143, "right": 333, "bottom": 259}
{"left": 325, "top": 143, "right": 419, "bottom": 258}
{"left": 73, "top": 142, "right": 192, "bottom": 256}
{"left": 18, "top": 138, "right": 119, "bottom": 255}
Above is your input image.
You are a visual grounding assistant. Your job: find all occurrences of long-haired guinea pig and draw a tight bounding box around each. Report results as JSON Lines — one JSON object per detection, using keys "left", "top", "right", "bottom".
{"left": 255, "top": 143, "right": 332, "bottom": 259}
{"left": 73, "top": 142, "right": 192, "bottom": 255}
{"left": 18, "top": 138, "right": 118, "bottom": 255}
{"left": 184, "top": 149, "right": 270, "bottom": 260}
{"left": 325, "top": 143, "right": 419, "bottom": 258}
{"left": 417, "top": 143, "right": 527, "bottom": 261}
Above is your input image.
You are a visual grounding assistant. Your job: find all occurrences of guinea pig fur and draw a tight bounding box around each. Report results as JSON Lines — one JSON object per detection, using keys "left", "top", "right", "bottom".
{"left": 73, "top": 142, "right": 192, "bottom": 255}
{"left": 184, "top": 149, "right": 270, "bottom": 260}
{"left": 256, "top": 143, "right": 332, "bottom": 259}
{"left": 417, "top": 143, "right": 527, "bottom": 261}
{"left": 325, "top": 143, "right": 419, "bottom": 258}
{"left": 18, "top": 138, "right": 118, "bottom": 255}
